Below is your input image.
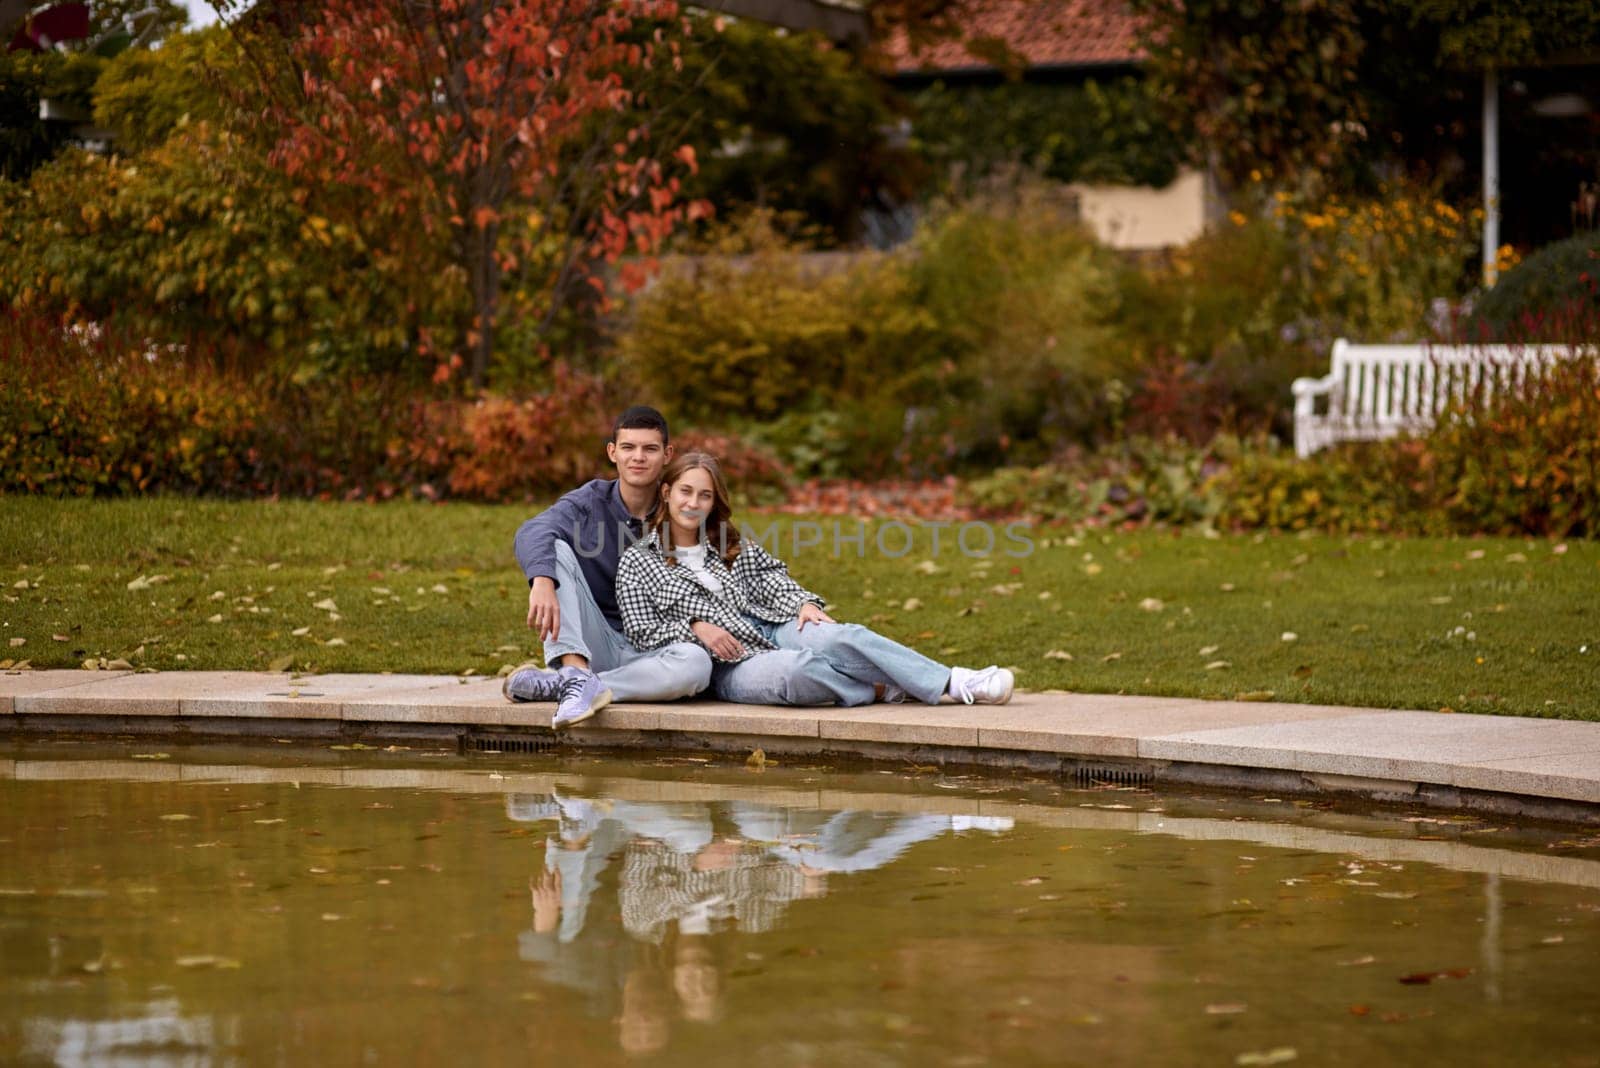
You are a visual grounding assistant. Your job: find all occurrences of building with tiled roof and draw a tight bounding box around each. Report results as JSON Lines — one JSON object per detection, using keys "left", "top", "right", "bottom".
{"left": 883, "top": 0, "right": 1145, "bottom": 78}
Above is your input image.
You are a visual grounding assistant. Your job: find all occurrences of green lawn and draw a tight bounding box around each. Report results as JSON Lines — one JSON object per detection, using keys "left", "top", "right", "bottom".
{"left": 2, "top": 498, "right": 1596, "bottom": 719}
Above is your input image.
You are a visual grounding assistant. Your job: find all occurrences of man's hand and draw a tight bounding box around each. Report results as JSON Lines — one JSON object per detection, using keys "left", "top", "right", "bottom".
{"left": 528, "top": 576, "right": 560, "bottom": 641}
{"left": 691, "top": 620, "right": 745, "bottom": 660}
{"left": 530, "top": 867, "right": 562, "bottom": 934}
{"left": 796, "top": 603, "right": 835, "bottom": 630}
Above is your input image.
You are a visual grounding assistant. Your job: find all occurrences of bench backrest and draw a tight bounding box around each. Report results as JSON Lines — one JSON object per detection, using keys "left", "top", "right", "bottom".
{"left": 1328, "top": 340, "right": 1579, "bottom": 424}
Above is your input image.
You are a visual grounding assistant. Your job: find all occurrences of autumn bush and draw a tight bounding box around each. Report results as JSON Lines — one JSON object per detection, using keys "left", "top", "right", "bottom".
{"left": 1213, "top": 354, "right": 1600, "bottom": 537}
{"left": 0, "top": 127, "right": 447, "bottom": 379}
{"left": 1466, "top": 231, "right": 1600, "bottom": 343}
{"left": 0, "top": 314, "right": 653, "bottom": 502}
{"left": 1110, "top": 182, "right": 1480, "bottom": 444}
{"left": 962, "top": 436, "right": 1233, "bottom": 527}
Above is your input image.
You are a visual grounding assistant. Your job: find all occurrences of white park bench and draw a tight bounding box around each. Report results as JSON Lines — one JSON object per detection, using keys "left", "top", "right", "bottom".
{"left": 1291, "top": 339, "right": 1584, "bottom": 458}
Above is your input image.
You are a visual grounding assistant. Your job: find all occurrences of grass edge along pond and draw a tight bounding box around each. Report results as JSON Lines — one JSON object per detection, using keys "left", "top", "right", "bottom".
{"left": 1, "top": 497, "right": 1596, "bottom": 720}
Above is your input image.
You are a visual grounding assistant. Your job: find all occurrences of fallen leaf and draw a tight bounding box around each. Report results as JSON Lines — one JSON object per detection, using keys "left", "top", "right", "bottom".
{"left": 1348, "top": 1004, "right": 1371, "bottom": 1017}
{"left": 323, "top": 638, "right": 347, "bottom": 647}
{"left": 126, "top": 574, "right": 171, "bottom": 592}
{"left": 1338, "top": 955, "right": 1377, "bottom": 967}
{"left": 1138, "top": 598, "right": 1165, "bottom": 612}
{"left": 1205, "top": 660, "right": 1231, "bottom": 671}
{"left": 291, "top": 626, "right": 311, "bottom": 637}
{"left": 206, "top": 614, "right": 223, "bottom": 624}
{"left": 267, "top": 654, "right": 294, "bottom": 672}
{"left": 1236, "top": 1049, "right": 1296, "bottom": 1066}
{"left": 52, "top": 634, "right": 69, "bottom": 642}
{"left": 1206, "top": 1003, "right": 1248, "bottom": 1015}
{"left": 131, "top": 753, "right": 170, "bottom": 761}
{"left": 313, "top": 598, "right": 339, "bottom": 612}
{"left": 1043, "top": 649, "right": 1074, "bottom": 661}
{"left": 1101, "top": 652, "right": 1122, "bottom": 663}
{"left": 1198, "top": 644, "right": 1220, "bottom": 657}
{"left": 902, "top": 597, "right": 923, "bottom": 611}
{"left": 6, "top": 638, "right": 23, "bottom": 648}
{"left": 1235, "top": 691, "right": 1276, "bottom": 702}
{"left": 176, "top": 955, "right": 241, "bottom": 969}
{"left": 159, "top": 814, "right": 194, "bottom": 821}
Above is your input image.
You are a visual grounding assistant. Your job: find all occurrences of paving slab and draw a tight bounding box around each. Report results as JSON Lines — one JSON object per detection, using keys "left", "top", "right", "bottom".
{"left": 815, "top": 703, "right": 990, "bottom": 747}
{"left": 184, "top": 672, "right": 455, "bottom": 720}
{"left": 653, "top": 700, "right": 821, "bottom": 739}
{"left": 1138, "top": 711, "right": 1600, "bottom": 784}
{"left": 0, "top": 669, "right": 134, "bottom": 713}
{"left": 13, "top": 671, "right": 253, "bottom": 717}
{"left": 1453, "top": 751, "right": 1600, "bottom": 805}
{"left": 973, "top": 693, "right": 1371, "bottom": 757}
{"left": 342, "top": 677, "right": 509, "bottom": 726}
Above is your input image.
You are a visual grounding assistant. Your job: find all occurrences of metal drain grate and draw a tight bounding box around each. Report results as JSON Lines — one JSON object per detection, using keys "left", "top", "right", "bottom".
{"left": 1073, "top": 764, "right": 1154, "bottom": 788}
{"left": 462, "top": 734, "right": 555, "bottom": 755}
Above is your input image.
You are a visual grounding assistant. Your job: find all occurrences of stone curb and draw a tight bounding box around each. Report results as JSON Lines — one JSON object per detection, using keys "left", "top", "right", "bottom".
{"left": 5, "top": 670, "right": 1600, "bottom": 812}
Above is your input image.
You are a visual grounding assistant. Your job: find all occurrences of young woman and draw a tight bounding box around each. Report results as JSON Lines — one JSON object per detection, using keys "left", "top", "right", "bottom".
{"left": 615, "top": 452, "right": 1014, "bottom": 707}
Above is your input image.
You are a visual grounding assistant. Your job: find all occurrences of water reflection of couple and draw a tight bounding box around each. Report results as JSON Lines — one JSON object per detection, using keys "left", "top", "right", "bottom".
{"left": 510, "top": 793, "right": 1012, "bottom": 1054}
{"left": 509, "top": 407, "right": 1015, "bottom": 726}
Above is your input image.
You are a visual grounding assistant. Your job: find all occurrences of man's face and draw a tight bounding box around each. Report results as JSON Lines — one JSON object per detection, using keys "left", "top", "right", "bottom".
{"left": 606, "top": 428, "right": 670, "bottom": 490}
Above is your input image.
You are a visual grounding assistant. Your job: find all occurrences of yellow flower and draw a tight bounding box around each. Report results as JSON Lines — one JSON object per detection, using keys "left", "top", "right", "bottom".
{"left": 1228, "top": 210, "right": 1248, "bottom": 227}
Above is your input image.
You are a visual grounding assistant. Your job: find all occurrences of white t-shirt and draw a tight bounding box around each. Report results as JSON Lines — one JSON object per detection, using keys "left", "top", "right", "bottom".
{"left": 672, "top": 541, "right": 724, "bottom": 595}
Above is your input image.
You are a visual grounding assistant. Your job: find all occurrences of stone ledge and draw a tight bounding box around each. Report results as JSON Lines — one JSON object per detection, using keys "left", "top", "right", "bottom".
{"left": 4, "top": 670, "right": 1600, "bottom": 815}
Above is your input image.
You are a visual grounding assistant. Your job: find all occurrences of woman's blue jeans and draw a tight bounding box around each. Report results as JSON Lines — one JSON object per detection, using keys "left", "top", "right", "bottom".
{"left": 711, "top": 618, "right": 951, "bottom": 707}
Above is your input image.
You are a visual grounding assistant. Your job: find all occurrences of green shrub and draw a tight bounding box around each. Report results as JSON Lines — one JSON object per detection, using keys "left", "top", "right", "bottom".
{"left": 1468, "top": 231, "right": 1600, "bottom": 342}
{"left": 1113, "top": 184, "right": 1479, "bottom": 442}
{"left": 0, "top": 125, "right": 457, "bottom": 379}
{"left": 911, "top": 76, "right": 1186, "bottom": 192}
{"left": 616, "top": 211, "right": 943, "bottom": 431}
{"left": 0, "top": 315, "right": 628, "bottom": 502}
{"left": 1212, "top": 355, "right": 1600, "bottom": 537}
{"left": 963, "top": 436, "right": 1232, "bottom": 527}
{"left": 1212, "top": 441, "right": 1439, "bottom": 535}
{"left": 906, "top": 182, "right": 1128, "bottom": 464}
{"left": 1424, "top": 354, "right": 1600, "bottom": 537}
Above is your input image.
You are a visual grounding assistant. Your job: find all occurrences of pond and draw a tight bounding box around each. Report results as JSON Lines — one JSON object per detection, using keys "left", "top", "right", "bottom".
{"left": 2, "top": 741, "right": 1598, "bottom": 1066}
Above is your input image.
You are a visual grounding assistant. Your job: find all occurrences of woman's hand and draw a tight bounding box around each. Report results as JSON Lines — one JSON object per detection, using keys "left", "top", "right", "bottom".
{"left": 796, "top": 602, "right": 835, "bottom": 630}
{"left": 691, "top": 620, "right": 746, "bottom": 660}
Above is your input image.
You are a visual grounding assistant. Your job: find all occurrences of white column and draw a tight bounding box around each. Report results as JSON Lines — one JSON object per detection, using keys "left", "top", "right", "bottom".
{"left": 1483, "top": 67, "right": 1501, "bottom": 287}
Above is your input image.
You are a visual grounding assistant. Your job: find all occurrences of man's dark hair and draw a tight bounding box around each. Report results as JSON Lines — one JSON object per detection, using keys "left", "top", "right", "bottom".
{"left": 611, "top": 405, "right": 669, "bottom": 444}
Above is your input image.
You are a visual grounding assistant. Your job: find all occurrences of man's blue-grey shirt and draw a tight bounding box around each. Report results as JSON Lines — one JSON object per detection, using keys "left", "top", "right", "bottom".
{"left": 514, "top": 478, "right": 644, "bottom": 632}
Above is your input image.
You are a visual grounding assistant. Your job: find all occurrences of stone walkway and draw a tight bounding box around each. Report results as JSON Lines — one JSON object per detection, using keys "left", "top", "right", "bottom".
{"left": 4, "top": 669, "right": 1599, "bottom": 815}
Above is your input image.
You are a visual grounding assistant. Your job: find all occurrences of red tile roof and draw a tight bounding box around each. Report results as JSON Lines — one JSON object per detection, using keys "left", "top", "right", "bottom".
{"left": 884, "top": 0, "right": 1146, "bottom": 74}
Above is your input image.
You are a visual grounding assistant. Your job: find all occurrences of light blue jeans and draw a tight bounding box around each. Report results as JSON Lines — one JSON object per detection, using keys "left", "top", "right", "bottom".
{"left": 540, "top": 540, "right": 712, "bottom": 701}
{"left": 712, "top": 618, "right": 951, "bottom": 707}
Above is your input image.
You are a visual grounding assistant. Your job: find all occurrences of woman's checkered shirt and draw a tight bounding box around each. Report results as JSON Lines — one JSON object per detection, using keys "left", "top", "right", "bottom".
{"left": 615, "top": 528, "right": 824, "bottom": 663}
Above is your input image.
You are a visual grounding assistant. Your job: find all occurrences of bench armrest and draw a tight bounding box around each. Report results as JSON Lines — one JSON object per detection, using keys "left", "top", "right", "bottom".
{"left": 1290, "top": 373, "right": 1338, "bottom": 419}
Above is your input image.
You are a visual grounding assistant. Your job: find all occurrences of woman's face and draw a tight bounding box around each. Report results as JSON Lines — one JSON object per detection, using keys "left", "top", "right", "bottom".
{"left": 663, "top": 467, "right": 716, "bottom": 535}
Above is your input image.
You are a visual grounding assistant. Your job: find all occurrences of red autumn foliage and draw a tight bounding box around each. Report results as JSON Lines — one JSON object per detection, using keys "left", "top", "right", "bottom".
{"left": 227, "top": 0, "right": 708, "bottom": 388}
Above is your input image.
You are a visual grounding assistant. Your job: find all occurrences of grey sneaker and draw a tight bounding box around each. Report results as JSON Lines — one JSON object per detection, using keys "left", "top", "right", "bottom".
{"left": 503, "top": 662, "right": 561, "bottom": 703}
{"left": 553, "top": 666, "right": 611, "bottom": 728}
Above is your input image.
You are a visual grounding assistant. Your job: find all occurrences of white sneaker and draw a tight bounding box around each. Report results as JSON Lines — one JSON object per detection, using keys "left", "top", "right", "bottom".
{"left": 948, "top": 665, "right": 1014, "bottom": 705}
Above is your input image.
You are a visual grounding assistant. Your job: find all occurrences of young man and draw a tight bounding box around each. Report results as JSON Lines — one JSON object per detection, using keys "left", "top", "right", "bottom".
{"left": 507, "top": 406, "right": 713, "bottom": 726}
